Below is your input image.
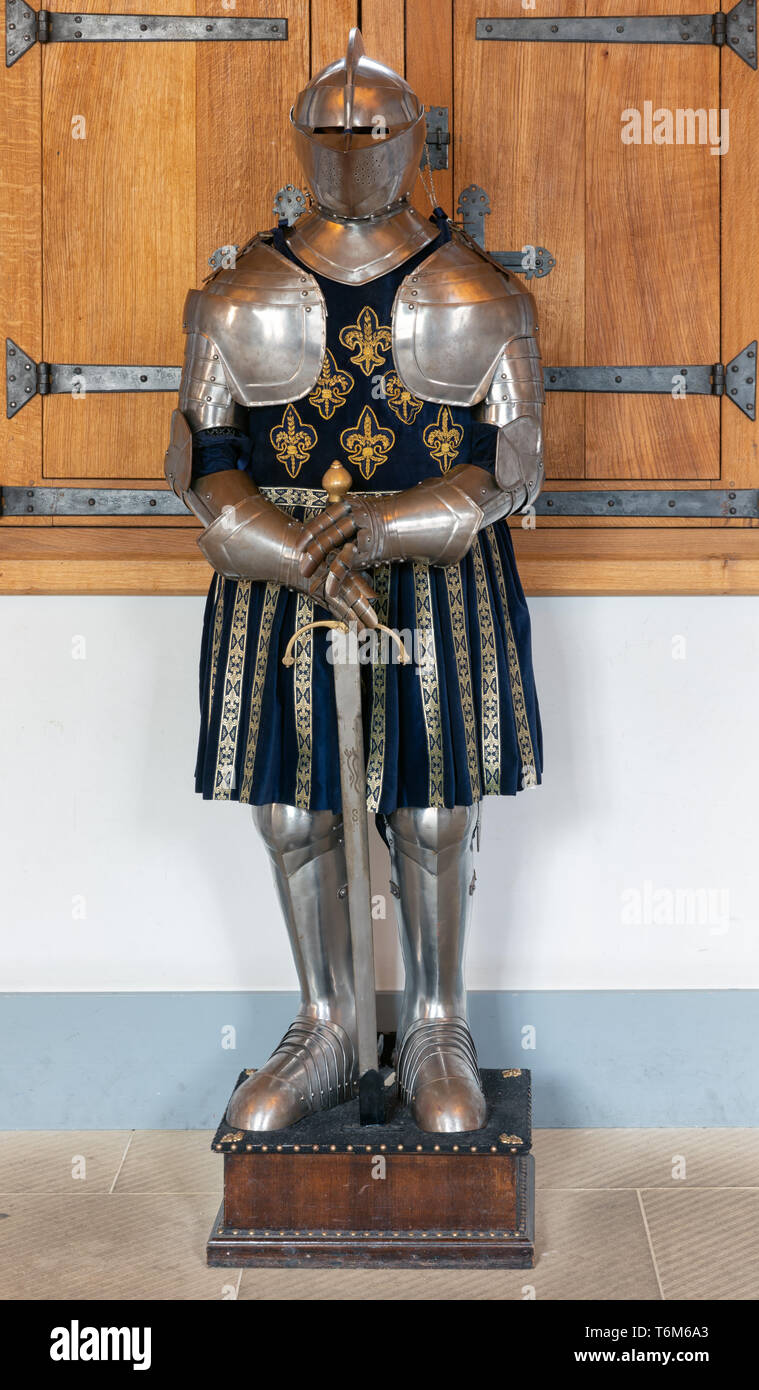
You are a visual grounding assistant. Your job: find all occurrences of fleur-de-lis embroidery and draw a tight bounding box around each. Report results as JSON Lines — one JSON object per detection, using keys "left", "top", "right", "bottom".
{"left": 308, "top": 349, "right": 354, "bottom": 420}
{"left": 422, "top": 404, "right": 464, "bottom": 473}
{"left": 382, "top": 371, "right": 424, "bottom": 425}
{"left": 339, "top": 306, "right": 392, "bottom": 377}
{"left": 269, "top": 404, "right": 318, "bottom": 479}
{"left": 340, "top": 406, "right": 395, "bottom": 480}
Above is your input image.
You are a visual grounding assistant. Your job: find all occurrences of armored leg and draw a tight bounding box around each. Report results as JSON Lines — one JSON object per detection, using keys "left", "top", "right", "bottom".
{"left": 386, "top": 804, "right": 487, "bottom": 1134}
{"left": 226, "top": 804, "right": 357, "bottom": 1131}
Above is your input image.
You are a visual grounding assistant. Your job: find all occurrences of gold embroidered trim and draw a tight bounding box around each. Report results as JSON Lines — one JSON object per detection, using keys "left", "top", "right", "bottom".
{"left": 485, "top": 528, "right": 537, "bottom": 787}
{"left": 258, "top": 486, "right": 399, "bottom": 507}
{"left": 339, "top": 306, "right": 392, "bottom": 376}
{"left": 340, "top": 405, "right": 395, "bottom": 480}
{"left": 292, "top": 590, "right": 315, "bottom": 809}
{"left": 308, "top": 348, "right": 354, "bottom": 419}
{"left": 207, "top": 574, "right": 225, "bottom": 729}
{"left": 291, "top": 500, "right": 321, "bottom": 810}
{"left": 365, "top": 563, "right": 391, "bottom": 813}
{"left": 471, "top": 539, "right": 501, "bottom": 795}
{"left": 239, "top": 581, "right": 280, "bottom": 803}
{"left": 444, "top": 566, "right": 482, "bottom": 802}
{"left": 413, "top": 562, "right": 446, "bottom": 808}
{"left": 269, "top": 403, "right": 318, "bottom": 479}
{"left": 423, "top": 403, "right": 464, "bottom": 473}
{"left": 213, "top": 579, "right": 252, "bottom": 800}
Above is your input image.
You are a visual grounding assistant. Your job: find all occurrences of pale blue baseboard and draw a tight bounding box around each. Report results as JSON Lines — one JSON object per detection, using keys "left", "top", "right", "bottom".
{"left": 0, "top": 991, "right": 754, "bottom": 1129}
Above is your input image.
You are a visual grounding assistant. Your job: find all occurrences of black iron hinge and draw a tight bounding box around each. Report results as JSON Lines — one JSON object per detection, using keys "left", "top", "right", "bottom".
{"left": 7, "top": 337, "right": 756, "bottom": 420}
{"left": 544, "top": 346, "right": 757, "bottom": 420}
{"left": 534, "top": 489, "right": 759, "bottom": 518}
{"left": 6, "top": 2, "right": 287, "bottom": 66}
{"left": 5, "top": 340, "right": 180, "bottom": 417}
{"left": 476, "top": 0, "right": 757, "bottom": 69}
{"left": 2, "top": 485, "right": 757, "bottom": 519}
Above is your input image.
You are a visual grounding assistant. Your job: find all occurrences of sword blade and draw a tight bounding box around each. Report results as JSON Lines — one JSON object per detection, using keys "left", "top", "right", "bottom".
{"left": 332, "top": 637, "right": 383, "bottom": 1123}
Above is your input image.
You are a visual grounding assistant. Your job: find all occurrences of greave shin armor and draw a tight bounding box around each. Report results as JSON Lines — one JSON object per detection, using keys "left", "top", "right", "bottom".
{"left": 226, "top": 805, "right": 358, "bottom": 1131}
{"left": 385, "top": 805, "right": 487, "bottom": 1133}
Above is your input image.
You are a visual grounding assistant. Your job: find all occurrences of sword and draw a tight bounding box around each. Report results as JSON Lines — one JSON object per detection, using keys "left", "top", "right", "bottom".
{"left": 283, "top": 462, "right": 411, "bottom": 1124}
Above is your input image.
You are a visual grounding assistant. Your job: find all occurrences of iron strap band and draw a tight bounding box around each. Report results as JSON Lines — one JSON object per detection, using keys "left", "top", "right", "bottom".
{"left": 1, "top": 486, "right": 757, "bottom": 518}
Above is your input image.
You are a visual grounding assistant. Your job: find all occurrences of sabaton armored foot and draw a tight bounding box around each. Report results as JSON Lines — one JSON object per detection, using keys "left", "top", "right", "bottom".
{"left": 386, "top": 805, "right": 487, "bottom": 1133}
{"left": 226, "top": 805, "right": 358, "bottom": 1131}
{"left": 227, "top": 1014, "right": 356, "bottom": 1130}
{"left": 397, "top": 1017, "right": 486, "bottom": 1133}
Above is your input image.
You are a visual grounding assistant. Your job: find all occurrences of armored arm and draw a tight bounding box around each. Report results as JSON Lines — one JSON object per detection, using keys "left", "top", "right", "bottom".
{"left": 164, "top": 329, "right": 306, "bottom": 588}
{"left": 165, "top": 248, "right": 376, "bottom": 626}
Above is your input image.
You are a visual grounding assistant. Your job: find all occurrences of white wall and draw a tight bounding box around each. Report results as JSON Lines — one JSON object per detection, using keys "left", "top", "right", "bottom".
{"left": 1, "top": 594, "right": 757, "bottom": 993}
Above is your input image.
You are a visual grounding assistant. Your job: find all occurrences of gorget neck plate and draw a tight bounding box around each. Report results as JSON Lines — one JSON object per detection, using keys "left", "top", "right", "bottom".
{"left": 286, "top": 205, "right": 439, "bottom": 285}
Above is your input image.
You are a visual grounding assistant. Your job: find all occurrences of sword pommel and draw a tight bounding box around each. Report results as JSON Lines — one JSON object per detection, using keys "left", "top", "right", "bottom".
{"left": 322, "top": 460, "right": 353, "bottom": 503}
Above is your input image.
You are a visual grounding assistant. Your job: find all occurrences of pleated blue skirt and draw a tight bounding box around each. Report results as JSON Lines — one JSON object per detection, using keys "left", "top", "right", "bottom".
{"left": 194, "top": 488, "right": 542, "bottom": 813}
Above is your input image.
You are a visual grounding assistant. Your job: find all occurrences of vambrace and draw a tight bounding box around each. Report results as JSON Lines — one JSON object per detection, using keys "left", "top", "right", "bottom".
{"left": 164, "top": 409, "right": 301, "bottom": 584}
{"left": 195, "top": 478, "right": 303, "bottom": 586}
{"left": 474, "top": 318, "right": 545, "bottom": 511}
{"left": 329, "top": 465, "right": 501, "bottom": 569}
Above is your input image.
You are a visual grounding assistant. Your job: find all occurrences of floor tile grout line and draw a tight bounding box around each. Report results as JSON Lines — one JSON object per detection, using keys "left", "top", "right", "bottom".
{"left": 636, "top": 1189, "right": 665, "bottom": 1301}
{"left": 109, "top": 1132, "right": 135, "bottom": 1194}
{"left": 537, "top": 1185, "right": 759, "bottom": 1192}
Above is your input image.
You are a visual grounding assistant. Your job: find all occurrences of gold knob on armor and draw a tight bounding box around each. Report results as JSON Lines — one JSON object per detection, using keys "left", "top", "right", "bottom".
{"left": 322, "top": 461, "right": 352, "bottom": 503}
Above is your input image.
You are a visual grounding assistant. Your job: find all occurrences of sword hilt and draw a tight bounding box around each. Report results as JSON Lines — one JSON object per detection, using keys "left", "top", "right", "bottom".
{"left": 281, "top": 463, "right": 412, "bottom": 669}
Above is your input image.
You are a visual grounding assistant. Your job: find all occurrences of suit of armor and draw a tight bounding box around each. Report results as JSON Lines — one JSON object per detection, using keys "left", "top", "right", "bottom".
{"left": 166, "top": 30, "right": 544, "bottom": 1133}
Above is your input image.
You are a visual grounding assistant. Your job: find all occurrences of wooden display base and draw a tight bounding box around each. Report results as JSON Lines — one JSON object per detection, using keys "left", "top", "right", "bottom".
{"left": 207, "top": 1068, "right": 534, "bottom": 1269}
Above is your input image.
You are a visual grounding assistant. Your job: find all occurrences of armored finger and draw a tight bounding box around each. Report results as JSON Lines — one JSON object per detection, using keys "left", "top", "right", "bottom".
{"left": 340, "top": 578, "right": 379, "bottom": 632}
{"left": 300, "top": 516, "right": 358, "bottom": 577}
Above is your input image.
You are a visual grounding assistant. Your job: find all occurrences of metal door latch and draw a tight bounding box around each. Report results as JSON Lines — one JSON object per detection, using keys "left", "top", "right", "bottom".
{"left": 6, "top": 2, "right": 287, "bottom": 66}
{"left": 476, "top": 0, "right": 757, "bottom": 69}
{"left": 422, "top": 107, "right": 450, "bottom": 171}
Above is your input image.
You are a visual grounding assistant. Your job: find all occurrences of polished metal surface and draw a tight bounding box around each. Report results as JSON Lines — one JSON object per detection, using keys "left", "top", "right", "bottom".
{"left": 396, "top": 1018, "right": 486, "bottom": 1134}
{"left": 332, "top": 649, "right": 381, "bottom": 1088}
{"left": 493, "top": 416, "right": 544, "bottom": 509}
{"left": 194, "top": 472, "right": 377, "bottom": 626}
{"left": 392, "top": 233, "right": 540, "bottom": 406}
{"left": 177, "top": 329, "right": 244, "bottom": 432}
{"left": 287, "top": 205, "right": 437, "bottom": 286}
{"left": 386, "top": 805, "right": 486, "bottom": 1133}
{"left": 290, "top": 27, "right": 427, "bottom": 219}
{"left": 196, "top": 489, "right": 303, "bottom": 585}
{"left": 301, "top": 466, "right": 501, "bottom": 572}
{"left": 183, "top": 238, "right": 326, "bottom": 407}
{"left": 227, "top": 805, "right": 357, "bottom": 1130}
{"left": 164, "top": 408, "right": 213, "bottom": 525}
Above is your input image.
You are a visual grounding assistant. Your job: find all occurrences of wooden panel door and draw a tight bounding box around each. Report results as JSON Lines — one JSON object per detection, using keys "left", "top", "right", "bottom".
{"left": 2, "top": 0, "right": 310, "bottom": 490}
{"left": 1, "top": 0, "right": 758, "bottom": 593}
{"left": 453, "top": 0, "right": 722, "bottom": 484}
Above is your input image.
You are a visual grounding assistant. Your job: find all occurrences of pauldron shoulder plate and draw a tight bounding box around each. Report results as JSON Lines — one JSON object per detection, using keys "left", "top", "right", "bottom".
{"left": 392, "top": 232, "right": 538, "bottom": 406}
{"left": 182, "top": 238, "right": 327, "bottom": 408}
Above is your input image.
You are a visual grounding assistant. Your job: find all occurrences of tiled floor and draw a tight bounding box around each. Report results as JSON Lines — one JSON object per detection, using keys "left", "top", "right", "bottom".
{"left": 1, "top": 1129, "right": 757, "bottom": 1300}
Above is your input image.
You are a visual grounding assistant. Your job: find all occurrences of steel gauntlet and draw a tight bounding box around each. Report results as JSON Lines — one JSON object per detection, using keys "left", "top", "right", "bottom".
{"left": 347, "top": 464, "right": 512, "bottom": 568}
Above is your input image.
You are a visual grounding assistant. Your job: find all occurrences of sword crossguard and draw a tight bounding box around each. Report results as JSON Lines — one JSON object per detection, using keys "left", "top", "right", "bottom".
{"left": 282, "top": 619, "right": 412, "bottom": 668}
